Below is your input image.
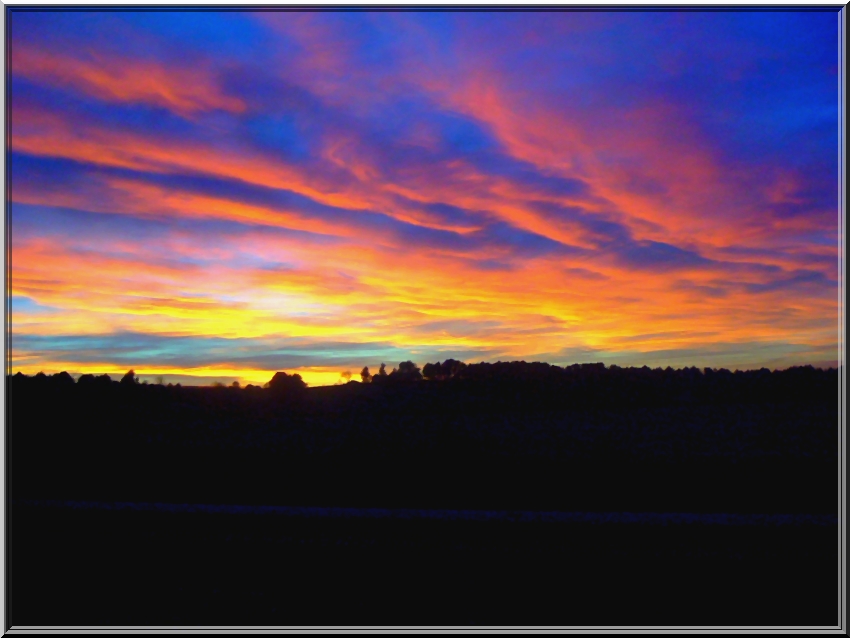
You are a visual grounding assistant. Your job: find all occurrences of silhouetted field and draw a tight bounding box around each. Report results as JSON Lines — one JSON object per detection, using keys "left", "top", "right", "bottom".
{"left": 7, "top": 363, "right": 840, "bottom": 625}
{"left": 9, "top": 364, "right": 839, "bottom": 512}
{"left": 11, "top": 500, "right": 837, "bottom": 626}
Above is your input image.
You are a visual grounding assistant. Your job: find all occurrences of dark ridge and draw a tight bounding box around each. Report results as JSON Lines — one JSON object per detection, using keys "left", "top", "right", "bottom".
{"left": 7, "top": 362, "right": 839, "bottom": 513}
{"left": 8, "top": 362, "right": 839, "bottom": 625}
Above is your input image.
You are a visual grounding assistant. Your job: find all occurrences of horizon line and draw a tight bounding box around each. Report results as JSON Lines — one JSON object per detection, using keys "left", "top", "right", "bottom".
{"left": 8, "top": 359, "right": 842, "bottom": 388}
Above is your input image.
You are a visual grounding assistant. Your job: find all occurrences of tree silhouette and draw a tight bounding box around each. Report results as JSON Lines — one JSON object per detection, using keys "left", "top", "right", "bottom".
{"left": 423, "top": 359, "right": 466, "bottom": 380}
{"left": 53, "top": 371, "right": 75, "bottom": 387}
{"left": 267, "top": 371, "right": 307, "bottom": 395}
{"left": 77, "top": 373, "right": 96, "bottom": 386}
{"left": 360, "top": 366, "right": 372, "bottom": 383}
{"left": 441, "top": 359, "right": 466, "bottom": 379}
{"left": 392, "top": 361, "right": 422, "bottom": 382}
{"left": 370, "top": 363, "right": 390, "bottom": 385}
{"left": 120, "top": 370, "right": 139, "bottom": 386}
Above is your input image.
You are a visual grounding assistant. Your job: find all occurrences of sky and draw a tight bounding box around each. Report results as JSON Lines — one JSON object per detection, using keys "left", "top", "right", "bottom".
{"left": 8, "top": 9, "right": 842, "bottom": 386}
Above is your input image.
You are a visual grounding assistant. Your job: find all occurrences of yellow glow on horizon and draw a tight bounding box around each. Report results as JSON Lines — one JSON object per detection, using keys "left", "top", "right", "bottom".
{"left": 10, "top": 361, "right": 356, "bottom": 388}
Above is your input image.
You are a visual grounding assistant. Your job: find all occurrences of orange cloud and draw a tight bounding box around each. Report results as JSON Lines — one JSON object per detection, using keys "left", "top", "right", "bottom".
{"left": 8, "top": 12, "right": 839, "bottom": 382}
{"left": 13, "top": 46, "right": 245, "bottom": 116}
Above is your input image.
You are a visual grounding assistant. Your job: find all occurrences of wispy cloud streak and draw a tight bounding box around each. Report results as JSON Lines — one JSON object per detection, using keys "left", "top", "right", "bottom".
{"left": 9, "top": 10, "right": 841, "bottom": 382}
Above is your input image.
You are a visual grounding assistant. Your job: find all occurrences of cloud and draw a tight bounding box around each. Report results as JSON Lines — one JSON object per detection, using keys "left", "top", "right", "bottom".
{"left": 7, "top": 11, "right": 840, "bottom": 383}
{"left": 12, "top": 46, "right": 245, "bottom": 116}
{"left": 614, "top": 239, "right": 714, "bottom": 273}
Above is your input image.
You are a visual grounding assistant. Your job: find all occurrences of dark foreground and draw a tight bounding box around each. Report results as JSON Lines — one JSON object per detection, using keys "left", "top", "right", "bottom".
{"left": 7, "top": 365, "right": 840, "bottom": 626}
{"left": 12, "top": 500, "right": 838, "bottom": 626}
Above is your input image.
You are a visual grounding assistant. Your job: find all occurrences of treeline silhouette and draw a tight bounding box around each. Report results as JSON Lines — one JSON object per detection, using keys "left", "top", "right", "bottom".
{"left": 11, "top": 359, "right": 838, "bottom": 405}
{"left": 9, "top": 360, "right": 838, "bottom": 514}
{"left": 363, "top": 359, "right": 838, "bottom": 406}
{"left": 9, "top": 361, "right": 839, "bottom": 625}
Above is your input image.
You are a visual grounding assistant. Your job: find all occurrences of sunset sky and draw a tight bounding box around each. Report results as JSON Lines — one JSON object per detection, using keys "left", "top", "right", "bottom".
{"left": 8, "top": 9, "right": 842, "bottom": 386}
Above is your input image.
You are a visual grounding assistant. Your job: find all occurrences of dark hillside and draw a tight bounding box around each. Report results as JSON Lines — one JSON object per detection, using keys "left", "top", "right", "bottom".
{"left": 7, "top": 363, "right": 840, "bottom": 626}
{"left": 8, "top": 364, "right": 839, "bottom": 513}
